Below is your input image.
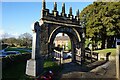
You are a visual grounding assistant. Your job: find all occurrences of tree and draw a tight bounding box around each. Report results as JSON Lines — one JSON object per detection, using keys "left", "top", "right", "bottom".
{"left": 19, "top": 32, "right": 32, "bottom": 48}
{"left": 1, "top": 33, "right": 10, "bottom": 39}
{"left": 80, "top": 2, "right": 120, "bottom": 49}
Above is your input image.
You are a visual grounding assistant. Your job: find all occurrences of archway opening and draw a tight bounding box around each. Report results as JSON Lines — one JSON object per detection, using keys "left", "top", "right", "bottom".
{"left": 48, "top": 27, "right": 82, "bottom": 65}
{"left": 50, "top": 31, "right": 79, "bottom": 64}
{"left": 53, "top": 33, "right": 73, "bottom": 63}
{"left": 54, "top": 33, "right": 71, "bottom": 51}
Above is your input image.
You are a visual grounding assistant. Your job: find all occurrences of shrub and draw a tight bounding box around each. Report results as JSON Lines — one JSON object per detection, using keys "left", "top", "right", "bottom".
{"left": 2, "top": 44, "right": 8, "bottom": 49}
{"left": 2, "top": 53, "right": 31, "bottom": 69}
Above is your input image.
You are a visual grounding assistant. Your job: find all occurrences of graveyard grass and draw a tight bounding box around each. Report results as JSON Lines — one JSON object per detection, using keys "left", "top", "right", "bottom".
{"left": 2, "top": 48, "right": 116, "bottom": 79}
{"left": 5, "top": 47, "right": 31, "bottom": 53}
{"left": 94, "top": 48, "right": 116, "bottom": 56}
{"left": 2, "top": 59, "right": 61, "bottom": 79}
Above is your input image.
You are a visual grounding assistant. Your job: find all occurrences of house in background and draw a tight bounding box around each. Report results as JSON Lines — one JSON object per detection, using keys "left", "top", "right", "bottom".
{"left": 54, "top": 36, "right": 71, "bottom": 50}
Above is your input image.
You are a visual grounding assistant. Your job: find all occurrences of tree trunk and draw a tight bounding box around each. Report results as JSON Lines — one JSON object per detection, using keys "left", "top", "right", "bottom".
{"left": 91, "top": 38, "right": 94, "bottom": 51}
{"left": 101, "top": 35, "right": 106, "bottom": 49}
{"left": 105, "top": 37, "right": 107, "bottom": 49}
{"left": 107, "top": 36, "right": 115, "bottom": 48}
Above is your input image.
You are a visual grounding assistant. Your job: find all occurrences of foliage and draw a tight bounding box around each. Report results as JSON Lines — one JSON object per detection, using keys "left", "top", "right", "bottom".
{"left": 80, "top": 2, "right": 120, "bottom": 49}
{"left": 1, "top": 32, "right": 32, "bottom": 48}
{"left": 67, "top": 40, "right": 71, "bottom": 50}
{"left": 18, "top": 32, "right": 32, "bottom": 48}
{"left": 44, "top": 59, "right": 61, "bottom": 72}
{"left": 2, "top": 56, "right": 60, "bottom": 79}
{"left": 2, "top": 52, "right": 31, "bottom": 69}
{"left": 1, "top": 44, "right": 8, "bottom": 49}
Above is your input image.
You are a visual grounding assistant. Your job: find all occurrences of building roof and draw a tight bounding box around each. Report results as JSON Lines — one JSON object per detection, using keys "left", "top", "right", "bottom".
{"left": 55, "top": 36, "right": 70, "bottom": 41}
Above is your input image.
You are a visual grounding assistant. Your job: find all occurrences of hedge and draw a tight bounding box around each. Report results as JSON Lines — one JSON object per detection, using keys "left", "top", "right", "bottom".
{"left": 2, "top": 53, "right": 31, "bottom": 69}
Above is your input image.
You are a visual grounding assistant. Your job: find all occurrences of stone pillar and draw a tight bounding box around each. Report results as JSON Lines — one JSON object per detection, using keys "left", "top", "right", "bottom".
{"left": 61, "top": 3, "right": 66, "bottom": 17}
{"left": 42, "top": 0, "right": 46, "bottom": 10}
{"left": 68, "top": 7, "right": 73, "bottom": 20}
{"left": 76, "top": 46, "right": 81, "bottom": 65}
{"left": 81, "top": 32, "right": 86, "bottom": 65}
{"left": 26, "top": 22, "right": 43, "bottom": 77}
{"left": 60, "top": 50, "right": 63, "bottom": 65}
{"left": 52, "top": 2, "right": 58, "bottom": 17}
{"left": 41, "top": 0, "right": 49, "bottom": 18}
{"left": 116, "top": 41, "right": 120, "bottom": 80}
{"left": 72, "top": 42, "right": 76, "bottom": 62}
{"left": 75, "top": 9, "right": 80, "bottom": 22}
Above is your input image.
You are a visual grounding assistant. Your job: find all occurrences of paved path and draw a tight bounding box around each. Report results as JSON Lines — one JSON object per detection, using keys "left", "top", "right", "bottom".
{"left": 59, "top": 56, "right": 116, "bottom": 79}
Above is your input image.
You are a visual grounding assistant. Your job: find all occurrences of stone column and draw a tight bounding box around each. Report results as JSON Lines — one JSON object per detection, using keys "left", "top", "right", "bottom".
{"left": 60, "top": 50, "right": 63, "bottom": 65}
{"left": 71, "top": 41, "right": 76, "bottom": 62}
{"left": 52, "top": 2, "right": 58, "bottom": 17}
{"left": 26, "top": 22, "right": 43, "bottom": 77}
{"left": 61, "top": 3, "right": 66, "bottom": 17}
{"left": 116, "top": 41, "right": 120, "bottom": 80}
{"left": 41, "top": 0, "right": 49, "bottom": 18}
{"left": 76, "top": 47, "right": 81, "bottom": 65}
{"left": 81, "top": 32, "right": 85, "bottom": 65}
{"left": 75, "top": 9, "right": 80, "bottom": 22}
{"left": 68, "top": 7, "right": 73, "bottom": 20}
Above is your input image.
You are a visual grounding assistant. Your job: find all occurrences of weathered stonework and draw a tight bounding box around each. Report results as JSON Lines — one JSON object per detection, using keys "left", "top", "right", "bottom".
{"left": 26, "top": 0, "right": 85, "bottom": 77}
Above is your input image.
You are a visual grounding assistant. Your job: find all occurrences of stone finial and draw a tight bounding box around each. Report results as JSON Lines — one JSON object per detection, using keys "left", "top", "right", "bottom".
{"left": 75, "top": 9, "right": 80, "bottom": 21}
{"left": 52, "top": 2, "right": 58, "bottom": 16}
{"left": 68, "top": 7, "right": 73, "bottom": 20}
{"left": 54, "top": 2, "right": 57, "bottom": 11}
{"left": 61, "top": 3, "right": 66, "bottom": 17}
{"left": 76, "top": 9, "right": 79, "bottom": 17}
{"left": 69, "top": 7, "right": 72, "bottom": 16}
{"left": 42, "top": 0, "right": 46, "bottom": 10}
{"left": 62, "top": 3, "right": 65, "bottom": 13}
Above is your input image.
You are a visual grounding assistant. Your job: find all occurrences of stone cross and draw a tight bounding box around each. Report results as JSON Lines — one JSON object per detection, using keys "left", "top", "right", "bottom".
{"left": 26, "top": 21, "right": 43, "bottom": 77}
{"left": 31, "top": 22, "right": 41, "bottom": 59}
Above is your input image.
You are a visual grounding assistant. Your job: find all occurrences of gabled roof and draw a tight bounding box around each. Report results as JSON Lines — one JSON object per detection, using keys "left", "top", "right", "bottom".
{"left": 55, "top": 36, "right": 70, "bottom": 41}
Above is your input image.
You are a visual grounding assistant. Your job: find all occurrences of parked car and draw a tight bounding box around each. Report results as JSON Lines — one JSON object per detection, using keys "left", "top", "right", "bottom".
{"left": 0, "top": 51, "right": 21, "bottom": 57}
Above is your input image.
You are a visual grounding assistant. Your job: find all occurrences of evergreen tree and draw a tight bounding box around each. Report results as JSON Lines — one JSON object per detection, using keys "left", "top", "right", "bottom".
{"left": 80, "top": 2, "right": 120, "bottom": 49}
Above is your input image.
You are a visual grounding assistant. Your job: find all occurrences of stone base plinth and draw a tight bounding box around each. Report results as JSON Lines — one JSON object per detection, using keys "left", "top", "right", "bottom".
{"left": 26, "top": 59, "right": 43, "bottom": 77}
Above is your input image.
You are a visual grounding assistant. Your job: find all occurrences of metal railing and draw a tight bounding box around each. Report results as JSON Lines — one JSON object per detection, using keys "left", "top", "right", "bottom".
{"left": 53, "top": 49, "right": 63, "bottom": 65}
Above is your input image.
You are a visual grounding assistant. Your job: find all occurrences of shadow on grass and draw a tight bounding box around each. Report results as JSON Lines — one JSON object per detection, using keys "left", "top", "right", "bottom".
{"left": 2, "top": 59, "right": 61, "bottom": 80}
{"left": 2, "top": 56, "right": 108, "bottom": 80}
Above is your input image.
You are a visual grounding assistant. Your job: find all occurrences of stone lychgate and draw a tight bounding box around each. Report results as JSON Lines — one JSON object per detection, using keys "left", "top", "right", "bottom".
{"left": 26, "top": 0, "right": 85, "bottom": 77}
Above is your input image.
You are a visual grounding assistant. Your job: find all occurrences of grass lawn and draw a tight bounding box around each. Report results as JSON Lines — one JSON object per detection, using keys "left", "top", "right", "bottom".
{"left": 94, "top": 48, "right": 116, "bottom": 56}
{"left": 5, "top": 47, "right": 30, "bottom": 53}
{"left": 2, "top": 59, "right": 61, "bottom": 80}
